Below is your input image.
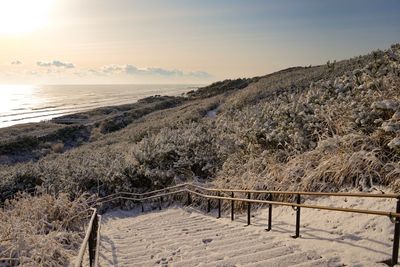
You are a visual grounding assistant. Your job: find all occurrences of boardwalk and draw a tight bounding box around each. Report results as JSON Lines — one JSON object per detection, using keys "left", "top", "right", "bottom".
{"left": 99, "top": 207, "right": 337, "bottom": 267}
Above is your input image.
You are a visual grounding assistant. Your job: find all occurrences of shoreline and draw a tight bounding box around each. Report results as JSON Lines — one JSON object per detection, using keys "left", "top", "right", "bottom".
{"left": 0, "top": 84, "right": 202, "bottom": 129}
{"left": 0, "top": 93, "right": 189, "bottom": 165}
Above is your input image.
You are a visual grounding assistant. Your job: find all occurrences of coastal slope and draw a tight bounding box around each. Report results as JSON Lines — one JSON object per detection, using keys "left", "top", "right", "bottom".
{"left": 1, "top": 44, "right": 400, "bottom": 266}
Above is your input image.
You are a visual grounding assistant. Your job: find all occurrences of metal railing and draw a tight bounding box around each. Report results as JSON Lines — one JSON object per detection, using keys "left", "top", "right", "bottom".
{"left": 80, "top": 183, "right": 400, "bottom": 266}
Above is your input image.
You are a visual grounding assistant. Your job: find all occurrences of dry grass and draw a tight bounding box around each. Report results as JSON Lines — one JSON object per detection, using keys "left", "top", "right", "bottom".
{"left": 0, "top": 192, "right": 89, "bottom": 266}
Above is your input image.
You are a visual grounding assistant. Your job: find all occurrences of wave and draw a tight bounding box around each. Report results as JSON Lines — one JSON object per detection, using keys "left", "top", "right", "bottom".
{"left": 0, "top": 98, "right": 140, "bottom": 119}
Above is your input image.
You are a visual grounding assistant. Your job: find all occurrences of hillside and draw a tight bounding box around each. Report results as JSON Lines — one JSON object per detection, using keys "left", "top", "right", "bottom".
{"left": 0, "top": 95, "right": 184, "bottom": 166}
{"left": 1, "top": 44, "right": 400, "bottom": 266}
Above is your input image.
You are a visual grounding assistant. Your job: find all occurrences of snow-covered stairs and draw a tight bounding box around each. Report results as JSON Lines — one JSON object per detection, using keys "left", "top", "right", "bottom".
{"left": 99, "top": 207, "right": 338, "bottom": 267}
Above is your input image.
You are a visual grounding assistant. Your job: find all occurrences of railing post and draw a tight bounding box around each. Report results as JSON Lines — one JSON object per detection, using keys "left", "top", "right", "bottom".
{"left": 231, "top": 192, "right": 234, "bottom": 221}
{"left": 159, "top": 197, "right": 162, "bottom": 210}
{"left": 392, "top": 198, "right": 400, "bottom": 265}
{"left": 247, "top": 192, "right": 251, "bottom": 225}
{"left": 141, "top": 201, "right": 144, "bottom": 213}
{"left": 218, "top": 191, "right": 221, "bottom": 219}
{"left": 207, "top": 198, "right": 211, "bottom": 213}
{"left": 267, "top": 193, "right": 272, "bottom": 231}
{"left": 294, "top": 194, "right": 301, "bottom": 238}
{"left": 88, "top": 213, "right": 98, "bottom": 267}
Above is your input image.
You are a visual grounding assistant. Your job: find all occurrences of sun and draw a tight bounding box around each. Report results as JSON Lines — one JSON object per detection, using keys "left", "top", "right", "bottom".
{"left": 0, "top": 0, "right": 54, "bottom": 36}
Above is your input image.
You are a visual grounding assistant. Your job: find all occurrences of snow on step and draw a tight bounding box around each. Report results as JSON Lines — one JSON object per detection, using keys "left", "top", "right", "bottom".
{"left": 290, "top": 257, "right": 341, "bottom": 267}
{"left": 182, "top": 246, "right": 293, "bottom": 267}
{"left": 242, "top": 251, "right": 320, "bottom": 267}
{"left": 99, "top": 207, "right": 332, "bottom": 267}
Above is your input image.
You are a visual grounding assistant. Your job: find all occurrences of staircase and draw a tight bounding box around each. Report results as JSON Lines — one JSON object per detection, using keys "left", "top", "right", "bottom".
{"left": 99, "top": 207, "right": 338, "bottom": 267}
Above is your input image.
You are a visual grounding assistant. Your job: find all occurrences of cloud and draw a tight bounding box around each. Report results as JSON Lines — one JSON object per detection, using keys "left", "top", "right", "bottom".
{"left": 146, "top": 67, "right": 184, "bottom": 76}
{"left": 87, "top": 69, "right": 106, "bottom": 76}
{"left": 125, "top": 64, "right": 138, "bottom": 74}
{"left": 100, "top": 65, "right": 123, "bottom": 74}
{"left": 99, "top": 64, "right": 138, "bottom": 75}
{"left": 188, "top": 71, "right": 212, "bottom": 78}
{"left": 3, "top": 60, "right": 212, "bottom": 83}
{"left": 37, "top": 60, "right": 75, "bottom": 68}
{"left": 95, "top": 64, "right": 211, "bottom": 78}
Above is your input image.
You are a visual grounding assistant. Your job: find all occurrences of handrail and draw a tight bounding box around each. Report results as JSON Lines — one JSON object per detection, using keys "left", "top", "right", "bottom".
{"left": 92, "top": 189, "right": 188, "bottom": 207}
{"left": 92, "top": 187, "right": 400, "bottom": 218}
{"left": 90, "top": 185, "right": 400, "bottom": 220}
{"left": 192, "top": 184, "right": 400, "bottom": 199}
{"left": 92, "top": 183, "right": 400, "bottom": 203}
{"left": 75, "top": 208, "right": 100, "bottom": 267}
{"left": 124, "top": 189, "right": 188, "bottom": 201}
{"left": 90, "top": 183, "right": 189, "bottom": 205}
{"left": 119, "top": 183, "right": 189, "bottom": 196}
{"left": 187, "top": 189, "right": 400, "bottom": 218}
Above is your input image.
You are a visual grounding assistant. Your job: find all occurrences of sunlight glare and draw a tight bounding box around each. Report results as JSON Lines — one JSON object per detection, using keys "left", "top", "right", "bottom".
{"left": 0, "top": 84, "right": 35, "bottom": 114}
{"left": 0, "top": 0, "right": 54, "bottom": 36}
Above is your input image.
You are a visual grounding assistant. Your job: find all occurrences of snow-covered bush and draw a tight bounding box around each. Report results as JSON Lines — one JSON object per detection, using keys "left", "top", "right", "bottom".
{"left": 0, "top": 192, "right": 88, "bottom": 266}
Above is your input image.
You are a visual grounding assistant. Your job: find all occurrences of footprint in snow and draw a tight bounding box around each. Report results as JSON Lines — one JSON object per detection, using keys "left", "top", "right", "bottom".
{"left": 202, "top": 238, "right": 213, "bottom": 244}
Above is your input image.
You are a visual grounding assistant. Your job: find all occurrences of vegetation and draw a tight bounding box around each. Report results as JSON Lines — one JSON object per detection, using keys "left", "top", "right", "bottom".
{"left": 0, "top": 192, "right": 89, "bottom": 266}
{"left": 1, "top": 44, "right": 400, "bottom": 265}
{"left": 0, "top": 95, "right": 183, "bottom": 165}
{"left": 186, "top": 77, "right": 259, "bottom": 99}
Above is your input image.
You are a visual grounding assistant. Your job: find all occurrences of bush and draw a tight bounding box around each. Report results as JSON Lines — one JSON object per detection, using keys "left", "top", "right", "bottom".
{"left": 51, "top": 143, "right": 64, "bottom": 153}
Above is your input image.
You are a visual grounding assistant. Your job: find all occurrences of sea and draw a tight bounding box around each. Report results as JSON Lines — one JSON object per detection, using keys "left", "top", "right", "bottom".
{"left": 0, "top": 84, "right": 201, "bottom": 128}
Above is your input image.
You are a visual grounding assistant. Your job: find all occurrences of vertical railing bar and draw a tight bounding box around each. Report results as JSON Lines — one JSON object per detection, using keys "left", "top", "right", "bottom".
{"left": 231, "top": 192, "right": 234, "bottom": 221}
{"left": 218, "top": 191, "right": 221, "bottom": 218}
{"left": 392, "top": 198, "right": 400, "bottom": 265}
{"left": 207, "top": 198, "right": 211, "bottom": 213}
{"left": 267, "top": 193, "right": 272, "bottom": 231}
{"left": 88, "top": 210, "right": 98, "bottom": 266}
{"left": 247, "top": 192, "right": 251, "bottom": 225}
{"left": 293, "top": 193, "right": 301, "bottom": 238}
{"left": 94, "top": 215, "right": 102, "bottom": 267}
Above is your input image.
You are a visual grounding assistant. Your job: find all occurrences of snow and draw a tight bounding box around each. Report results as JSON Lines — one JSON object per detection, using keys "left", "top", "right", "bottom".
{"left": 252, "top": 195, "right": 397, "bottom": 266}
{"left": 206, "top": 106, "right": 219, "bottom": 118}
{"left": 98, "top": 193, "right": 400, "bottom": 266}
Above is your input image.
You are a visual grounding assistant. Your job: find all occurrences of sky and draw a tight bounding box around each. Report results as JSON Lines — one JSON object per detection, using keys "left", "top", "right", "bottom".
{"left": 0, "top": 0, "right": 399, "bottom": 84}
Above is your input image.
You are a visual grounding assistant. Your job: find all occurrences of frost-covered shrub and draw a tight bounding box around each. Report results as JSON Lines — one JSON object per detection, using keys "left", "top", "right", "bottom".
{"left": 132, "top": 122, "right": 224, "bottom": 184}
{"left": 0, "top": 192, "right": 88, "bottom": 266}
{"left": 212, "top": 44, "right": 400, "bottom": 193}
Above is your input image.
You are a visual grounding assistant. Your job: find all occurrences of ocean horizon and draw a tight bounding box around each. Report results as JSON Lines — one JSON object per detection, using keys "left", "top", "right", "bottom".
{"left": 0, "top": 84, "right": 202, "bottom": 128}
